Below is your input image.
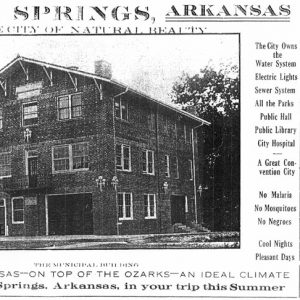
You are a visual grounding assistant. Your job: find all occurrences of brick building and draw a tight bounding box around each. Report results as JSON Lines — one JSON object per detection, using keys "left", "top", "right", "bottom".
{"left": 0, "top": 56, "right": 209, "bottom": 236}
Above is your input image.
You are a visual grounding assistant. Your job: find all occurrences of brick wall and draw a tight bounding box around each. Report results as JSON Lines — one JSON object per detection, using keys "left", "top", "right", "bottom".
{"left": 0, "top": 61, "right": 204, "bottom": 236}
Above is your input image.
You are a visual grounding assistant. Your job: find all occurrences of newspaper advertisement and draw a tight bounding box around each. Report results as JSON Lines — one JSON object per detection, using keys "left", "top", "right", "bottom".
{"left": 0, "top": 0, "right": 299, "bottom": 298}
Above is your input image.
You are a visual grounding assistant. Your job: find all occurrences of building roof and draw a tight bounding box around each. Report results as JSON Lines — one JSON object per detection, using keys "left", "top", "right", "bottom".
{"left": 0, "top": 55, "right": 210, "bottom": 125}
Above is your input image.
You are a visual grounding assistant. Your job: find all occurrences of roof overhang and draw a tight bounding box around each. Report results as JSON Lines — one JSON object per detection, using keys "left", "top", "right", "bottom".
{"left": 0, "top": 55, "right": 210, "bottom": 126}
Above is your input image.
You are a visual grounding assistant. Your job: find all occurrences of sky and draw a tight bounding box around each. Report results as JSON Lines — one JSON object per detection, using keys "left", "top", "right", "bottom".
{"left": 0, "top": 35, "right": 238, "bottom": 103}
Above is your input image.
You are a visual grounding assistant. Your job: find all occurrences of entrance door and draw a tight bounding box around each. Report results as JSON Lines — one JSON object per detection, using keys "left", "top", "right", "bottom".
{"left": 48, "top": 194, "right": 93, "bottom": 235}
{"left": 0, "top": 198, "right": 6, "bottom": 236}
{"left": 171, "top": 195, "right": 186, "bottom": 225}
{"left": 28, "top": 156, "right": 38, "bottom": 188}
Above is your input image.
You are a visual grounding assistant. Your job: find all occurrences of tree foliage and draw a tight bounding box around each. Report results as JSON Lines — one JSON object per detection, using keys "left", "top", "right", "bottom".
{"left": 170, "top": 64, "right": 240, "bottom": 231}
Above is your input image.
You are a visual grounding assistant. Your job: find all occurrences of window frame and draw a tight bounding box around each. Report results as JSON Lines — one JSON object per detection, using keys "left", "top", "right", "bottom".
{"left": 118, "top": 192, "right": 133, "bottom": 221}
{"left": 116, "top": 144, "right": 131, "bottom": 172}
{"left": 0, "top": 151, "right": 11, "bottom": 179}
{"left": 22, "top": 101, "right": 38, "bottom": 127}
{"left": 144, "top": 194, "right": 157, "bottom": 219}
{"left": 12, "top": 197, "right": 24, "bottom": 224}
{"left": 142, "top": 149, "right": 155, "bottom": 175}
{"left": 57, "top": 93, "right": 83, "bottom": 121}
{"left": 52, "top": 142, "right": 89, "bottom": 173}
{"left": 115, "top": 96, "right": 128, "bottom": 121}
{"left": 164, "top": 155, "right": 170, "bottom": 177}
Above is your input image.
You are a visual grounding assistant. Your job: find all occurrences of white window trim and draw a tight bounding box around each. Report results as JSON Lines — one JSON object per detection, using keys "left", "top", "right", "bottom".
{"left": 25, "top": 149, "right": 38, "bottom": 176}
{"left": 118, "top": 192, "right": 133, "bottom": 221}
{"left": 57, "top": 92, "right": 82, "bottom": 121}
{"left": 116, "top": 144, "right": 131, "bottom": 172}
{"left": 165, "top": 155, "right": 170, "bottom": 177}
{"left": 0, "top": 151, "right": 12, "bottom": 179}
{"left": 22, "top": 101, "right": 38, "bottom": 127}
{"left": 52, "top": 142, "right": 89, "bottom": 174}
{"left": 189, "top": 159, "right": 194, "bottom": 181}
{"left": 144, "top": 194, "right": 157, "bottom": 219}
{"left": 12, "top": 197, "right": 24, "bottom": 224}
{"left": 142, "top": 149, "right": 155, "bottom": 175}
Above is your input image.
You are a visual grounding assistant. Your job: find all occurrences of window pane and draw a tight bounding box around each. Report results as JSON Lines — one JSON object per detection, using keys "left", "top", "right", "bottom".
{"left": 116, "top": 144, "right": 122, "bottom": 170}
{"left": 71, "top": 94, "right": 82, "bottom": 106}
{"left": 144, "top": 195, "right": 148, "bottom": 217}
{"left": 142, "top": 151, "right": 147, "bottom": 172}
{"left": 71, "top": 106, "right": 82, "bottom": 118}
{"left": 71, "top": 94, "right": 82, "bottom": 118}
{"left": 118, "top": 194, "right": 123, "bottom": 219}
{"left": 54, "top": 146, "right": 69, "bottom": 159}
{"left": 125, "top": 193, "right": 131, "bottom": 205}
{"left": 53, "top": 146, "right": 69, "bottom": 171}
{"left": 58, "top": 96, "right": 69, "bottom": 108}
{"left": 0, "top": 153, "right": 11, "bottom": 177}
{"left": 123, "top": 146, "right": 130, "bottom": 170}
{"left": 148, "top": 151, "right": 153, "bottom": 174}
{"left": 58, "top": 96, "right": 69, "bottom": 120}
{"left": 14, "top": 198, "right": 24, "bottom": 209}
{"left": 121, "top": 101, "right": 128, "bottom": 121}
{"left": 54, "top": 159, "right": 69, "bottom": 171}
{"left": 115, "top": 99, "right": 121, "bottom": 118}
{"left": 72, "top": 143, "right": 89, "bottom": 169}
{"left": 14, "top": 210, "right": 24, "bottom": 222}
{"left": 23, "top": 103, "right": 38, "bottom": 125}
{"left": 13, "top": 198, "right": 24, "bottom": 222}
{"left": 59, "top": 108, "right": 69, "bottom": 120}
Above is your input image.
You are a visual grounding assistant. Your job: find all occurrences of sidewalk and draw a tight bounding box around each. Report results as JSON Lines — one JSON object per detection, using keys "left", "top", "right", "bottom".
{"left": 0, "top": 232, "right": 239, "bottom": 249}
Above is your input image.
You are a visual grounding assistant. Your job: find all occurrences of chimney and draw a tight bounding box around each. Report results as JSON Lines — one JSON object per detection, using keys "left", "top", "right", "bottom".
{"left": 94, "top": 60, "right": 112, "bottom": 79}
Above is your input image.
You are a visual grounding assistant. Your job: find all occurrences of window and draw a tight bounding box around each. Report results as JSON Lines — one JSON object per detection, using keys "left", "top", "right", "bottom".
{"left": 12, "top": 197, "right": 24, "bottom": 224}
{"left": 148, "top": 111, "right": 156, "bottom": 131}
{"left": 164, "top": 155, "right": 170, "bottom": 177}
{"left": 184, "top": 124, "right": 192, "bottom": 143}
{"left": 118, "top": 193, "right": 133, "bottom": 220}
{"left": 144, "top": 194, "right": 156, "bottom": 219}
{"left": 52, "top": 143, "right": 89, "bottom": 173}
{"left": 0, "top": 108, "right": 2, "bottom": 130}
{"left": 174, "top": 157, "right": 179, "bottom": 179}
{"left": 115, "top": 97, "right": 128, "bottom": 121}
{"left": 58, "top": 94, "right": 82, "bottom": 120}
{"left": 116, "top": 144, "right": 131, "bottom": 171}
{"left": 187, "top": 126, "right": 192, "bottom": 143}
{"left": 142, "top": 149, "right": 154, "bottom": 175}
{"left": 188, "top": 159, "right": 194, "bottom": 180}
{"left": 72, "top": 143, "right": 89, "bottom": 170}
{"left": 162, "top": 115, "right": 168, "bottom": 132}
{"left": 0, "top": 152, "right": 11, "bottom": 178}
{"left": 23, "top": 102, "right": 38, "bottom": 126}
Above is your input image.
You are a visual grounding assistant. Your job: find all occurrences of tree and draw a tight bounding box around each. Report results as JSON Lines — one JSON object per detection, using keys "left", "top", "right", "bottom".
{"left": 170, "top": 64, "right": 240, "bottom": 231}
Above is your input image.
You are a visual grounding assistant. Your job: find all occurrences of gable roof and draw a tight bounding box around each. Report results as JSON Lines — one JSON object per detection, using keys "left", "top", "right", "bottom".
{"left": 0, "top": 55, "right": 210, "bottom": 125}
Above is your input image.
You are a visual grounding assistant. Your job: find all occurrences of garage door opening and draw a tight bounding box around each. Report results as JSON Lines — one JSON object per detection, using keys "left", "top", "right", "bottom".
{"left": 47, "top": 193, "right": 93, "bottom": 235}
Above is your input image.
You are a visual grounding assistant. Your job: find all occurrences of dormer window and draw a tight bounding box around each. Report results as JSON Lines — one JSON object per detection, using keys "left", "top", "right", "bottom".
{"left": 58, "top": 93, "right": 82, "bottom": 120}
{"left": 23, "top": 102, "right": 38, "bottom": 126}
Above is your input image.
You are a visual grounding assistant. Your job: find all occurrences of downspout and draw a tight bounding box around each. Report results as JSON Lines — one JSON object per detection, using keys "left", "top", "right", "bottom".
{"left": 192, "top": 122, "right": 204, "bottom": 224}
{"left": 112, "top": 86, "right": 129, "bottom": 235}
{"left": 155, "top": 103, "right": 161, "bottom": 232}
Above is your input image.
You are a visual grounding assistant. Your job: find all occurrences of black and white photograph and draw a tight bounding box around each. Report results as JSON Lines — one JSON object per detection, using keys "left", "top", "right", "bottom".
{"left": 0, "top": 35, "right": 240, "bottom": 249}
